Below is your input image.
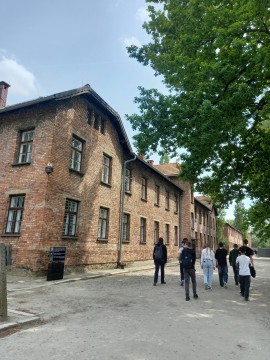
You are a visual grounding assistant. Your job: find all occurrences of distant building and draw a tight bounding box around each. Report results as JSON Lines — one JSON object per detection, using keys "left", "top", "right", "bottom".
{"left": 224, "top": 223, "right": 243, "bottom": 249}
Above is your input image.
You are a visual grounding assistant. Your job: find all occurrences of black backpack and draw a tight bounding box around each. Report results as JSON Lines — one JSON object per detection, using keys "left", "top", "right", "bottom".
{"left": 154, "top": 245, "right": 163, "bottom": 260}
{"left": 181, "top": 248, "right": 193, "bottom": 268}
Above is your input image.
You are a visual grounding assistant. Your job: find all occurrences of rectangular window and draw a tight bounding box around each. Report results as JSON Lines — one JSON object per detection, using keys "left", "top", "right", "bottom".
{"left": 63, "top": 199, "right": 78, "bottom": 236}
{"left": 101, "top": 154, "right": 112, "bottom": 184}
{"left": 174, "top": 194, "right": 179, "bottom": 214}
{"left": 18, "top": 130, "right": 34, "bottom": 163}
{"left": 140, "top": 217, "right": 146, "bottom": 243}
{"left": 125, "top": 168, "right": 132, "bottom": 192}
{"left": 94, "top": 113, "right": 100, "bottom": 130}
{"left": 141, "top": 177, "right": 147, "bottom": 200}
{"left": 191, "top": 212, "right": 194, "bottom": 229}
{"left": 100, "top": 117, "right": 106, "bottom": 134}
{"left": 155, "top": 184, "right": 160, "bottom": 205}
{"left": 165, "top": 224, "right": 170, "bottom": 244}
{"left": 165, "top": 190, "right": 170, "bottom": 210}
{"left": 199, "top": 209, "right": 202, "bottom": 224}
{"left": 98, "top": 207, "right": 109, "bottom": 239}
{"left": 5, "top": 195, "right": 25, "bottom": 234}
{"left": 174, "top": 226, "right": 178, "bottom": 246}
{"left": 70, "top": 136, "right": 83, "bottom": 172}
{"left": 122, "top": 213, "right": 130, "bottom": 242}
{"left": 154, "top": 221, "right": 159, "bottom": 244}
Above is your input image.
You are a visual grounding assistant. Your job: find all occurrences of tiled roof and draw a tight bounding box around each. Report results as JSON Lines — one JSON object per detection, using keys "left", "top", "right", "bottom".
{"left": 154, "top": 163, "right": 180, "bottom": 176}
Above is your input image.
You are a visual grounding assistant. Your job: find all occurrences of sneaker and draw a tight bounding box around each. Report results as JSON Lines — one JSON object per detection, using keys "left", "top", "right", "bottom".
{"left": 161, "top": 281, "right": 166, "bottom": 284}
{"left": 153, "top": 283, "right": 157, "bottom": 286}
{"left": 186, "top": 296, "right": 190, "bottom": 301}
{"left": 235, "top": 284, "right": 239, "bottom": 286}
{"left": 244, "top": 298, "right": 249, "bottom": 301}
{"left": 240, "top": 292, "right": 244, "bottom": 297}
{"left": 193, "top": 294, "right": 199, "bottom": 299}
{"left": 204, "top": 284, "right": 208, "bottom": 290}
{"left": 180, "top": 281, "right": 184, "bottom": 287}
{"left": 224, "top": 282, "right": 227, "bottom": 289}
{"left": 207, "top": 286, "right": 212, "bottom": 290}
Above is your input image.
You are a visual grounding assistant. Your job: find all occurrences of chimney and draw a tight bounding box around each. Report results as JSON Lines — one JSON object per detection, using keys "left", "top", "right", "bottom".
{"left": 147, "top": 160, "right": 154, "bottom": 166}
{"left": 138, "top": 153, "right": 145, "bottom": 160}
{"left": 0, "top": 81, "right": 10, "bottom": 108}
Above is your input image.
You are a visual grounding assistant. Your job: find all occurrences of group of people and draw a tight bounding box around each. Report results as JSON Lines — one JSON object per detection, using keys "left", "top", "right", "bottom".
{"left": 153, "top": 237, "right": 255, "bottom": 302}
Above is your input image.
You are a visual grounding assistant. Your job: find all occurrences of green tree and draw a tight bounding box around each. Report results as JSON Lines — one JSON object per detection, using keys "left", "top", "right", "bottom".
{"left": 159, "top": 153, "right": 170, "bottom": 164}
{"left": 127, "top": 0, "right": 270, "bottom": 235}
{"left": 233, "top": 200, "right": 248, "bottom": 237}
{"left": 216, "top": 209, "right": 227, "bottom": 245}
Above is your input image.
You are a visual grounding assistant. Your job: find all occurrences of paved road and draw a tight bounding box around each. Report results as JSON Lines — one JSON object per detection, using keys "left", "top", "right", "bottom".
{"left": 0, "top": 258, "right": 269, "bottom": 360}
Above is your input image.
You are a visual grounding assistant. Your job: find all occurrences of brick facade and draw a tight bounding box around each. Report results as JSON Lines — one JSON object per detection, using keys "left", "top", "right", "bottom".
{"left": 224, "top": 223, "right": 243, "bottom": 250}
{"left": 0, "top": 85, "right": 185, "bottom": 273}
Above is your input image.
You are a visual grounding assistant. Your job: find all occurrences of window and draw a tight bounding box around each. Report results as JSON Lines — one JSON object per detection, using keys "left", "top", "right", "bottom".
{"left": 94, "top": 113, "right": 100, "bottom": 130}
{"left": 70, "top": 136, "right": 83, "bottom": 172}
{"left": 190, "top": 186, "right": 194, "bottom": 203}
{"left": 101, "top": 154, "right": 112, "bottom": 184}
{"left": 191, "top": 212, "right": 194, "bottom": 229}
{"left": 100, "top": 117, "right": 106, "bottom": 134}
{"left": 203, "top": 212, "right": 205, "bottom": 226}
{"left": 125, "top": 168, "right": 132, "bottom": 192}
{"left": 165, "top": 190, "right": 170, "bottom": 210}
{"left": 165, "top": 224, "right": 170, "bottom": 244}
{"left": 154, "top": 221, "right": 159, "bottom": 244}
{"left": 174, "top": 226, "right": 178, "bottom": 246}
{"left": 174, "top": 194, "right": 179, "bottom": 213}
{"left": 5, "top": 195, "right": 25, "bottom": 234}
{"left": 199, "top": 209, "right": 202, "bottom": 224}
{"left": 122, "top": 213, "right": 130, "bottom": 242}
{"left": 86, "top": 109, "right": 94, "bottom": 125}
{"left": 63, "top": 199, "right": 78, "bottom": 236}
{"left": 140, "top": 217, "right": 146, "bottom": 243}
{"left": 141, "top": 177, "right": 147, "bottom": 200}
{"left": 154, "top": 185, "right": 160, "bottom": 206}
{"left": 18, "top": 130, "right": 34, "bottom": 164}
{"left": 98, "top": 207, "right": 109, "bottom": 239}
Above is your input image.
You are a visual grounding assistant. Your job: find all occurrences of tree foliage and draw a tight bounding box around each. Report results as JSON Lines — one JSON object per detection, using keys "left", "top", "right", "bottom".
{"left": 159, "top": 153, "right": 170, "bottom": 164}
{"left": 232, "top": 200, "right": 248, "bottom": 237}
{"left": 127, "top": 0, "right": 270, "bottom": 236}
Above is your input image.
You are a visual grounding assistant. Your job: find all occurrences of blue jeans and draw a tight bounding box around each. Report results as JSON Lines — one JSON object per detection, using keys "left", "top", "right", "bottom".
{"left": 154, "top": 261, "right": 165, "bottom": 284}
{"left": 202, "top": 259, "right": 214, "bottom": 288}
{"left": 218, "top": 265, "right": 228, "bottom": 287}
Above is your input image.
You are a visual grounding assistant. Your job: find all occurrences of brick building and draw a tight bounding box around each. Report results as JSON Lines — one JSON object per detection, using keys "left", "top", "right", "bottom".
{"left": 0, "top": 84, "right": 187, "bottom": 273}
{"left": 154, "top": 165, "right": 218, "bottom": 256}
{"left": 224, "top": 223, "right": 243, "bottom": 250}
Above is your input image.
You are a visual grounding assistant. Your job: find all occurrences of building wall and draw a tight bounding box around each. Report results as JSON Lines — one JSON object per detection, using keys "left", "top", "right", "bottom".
{"left": 224, "top": 223, "right": 243, "bottom": 250}
{"left": 0, "top": 96, "right": 182, "bottom": 272}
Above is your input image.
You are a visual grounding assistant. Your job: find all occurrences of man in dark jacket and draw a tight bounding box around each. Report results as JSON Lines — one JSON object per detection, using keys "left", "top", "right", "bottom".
{"left": 229, "top": 243, "right": 239, "bottom": 286}
{"left": 215, "top": 242, "right": 228, "bottom": 288}
{"left": 180, "top": 241, "right": 199, "bottom": 301}
{"left": 153, "top": 237, "right": 167, "bottom": 286}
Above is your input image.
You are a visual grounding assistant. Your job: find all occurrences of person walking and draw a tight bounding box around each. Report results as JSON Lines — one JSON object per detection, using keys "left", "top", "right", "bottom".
{"left": 229, "top": 244, "right": 239, "bottom": 286}
{"left": 241, "top": 239, "right": 254, "bottom": 266}
{"left": 201, "top": 243, "right": 215, "bottom": 290}
{"left": 178, "top": 238, "right": 188, "bottom": 286}
{"left": 180, "top": 240, "right": 199, "bottom": 301}
{"left": 215, "top": 242, "right": 228, "bottom": 288}
{"left": 236, "top": 247, "right": 251, "bottom": 301}
{"left": 153, "top": 237, "right": 167, "bottom": 286}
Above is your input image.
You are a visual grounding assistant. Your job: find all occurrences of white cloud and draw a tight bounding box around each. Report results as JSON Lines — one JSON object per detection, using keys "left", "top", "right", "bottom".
{"left": 136, "top": 7, "right": 149, "bottom": 22}
{"left": 122, "top": 36, "right": 142, "bottom": 48}
{"left": 0, "top": 50, "right": 39, "bottom": 97}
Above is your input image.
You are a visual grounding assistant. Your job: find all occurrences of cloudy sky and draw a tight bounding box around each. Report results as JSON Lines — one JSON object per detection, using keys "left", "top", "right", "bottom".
{"left": 1, "top": 0, "right": 165, "bottom": 149}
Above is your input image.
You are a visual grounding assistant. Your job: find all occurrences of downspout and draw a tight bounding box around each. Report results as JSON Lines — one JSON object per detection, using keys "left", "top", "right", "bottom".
{"left": 117, "top": 154, "right": 136, "bottom": 268}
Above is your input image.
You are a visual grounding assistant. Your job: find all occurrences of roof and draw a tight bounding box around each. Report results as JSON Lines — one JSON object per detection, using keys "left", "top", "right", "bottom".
{"left": 0, "top": 84, "right": 133, "bottom": 152}
{"left": 195, "top": 196, "right": 218, "bottom": 215}
{"left": 154, "top": 163, "right": 180, "bottom": 176}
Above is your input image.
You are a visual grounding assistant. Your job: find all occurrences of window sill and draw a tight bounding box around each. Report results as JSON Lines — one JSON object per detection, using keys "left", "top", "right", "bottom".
{"left": 97, "top": 238, "right": 108, "bottom": 243}
{"left": 62, "top": 236, "right": 78, "bottom": 240}
{"left": 165, "top": 208, "right": 170, "bottom": 212}
{"left": 12, "top": 162, "right": 31, "bottom": 167}
{"left": 174, "top": 211, "right": 179, "bottom": 215}
{"left": 141, "top": 198, "right": 147, "bottom": 202}
{"left": 69, "top": 168, "right": 84, "bottom": 176}
{"left": 125, "top": 191, "right": 132, "bottom": 196}
{"left": 0, "top": 233, "right": 21, "bottom": 237}
{"left": 122, "top": 240, "right": 130, "bottom": 244}
{"left": 154, "top": 203, "right": 160, "bottom": 207}
{"left": 100, "top": 181, "right": 112, "bottom": 188}
{"left": 140, "top": 241, "right": 146, "bottom": 245}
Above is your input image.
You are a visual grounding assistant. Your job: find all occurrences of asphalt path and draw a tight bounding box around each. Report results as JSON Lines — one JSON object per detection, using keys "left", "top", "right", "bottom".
{"left": 0, "top": 257, "right": 269, "bottom": 360}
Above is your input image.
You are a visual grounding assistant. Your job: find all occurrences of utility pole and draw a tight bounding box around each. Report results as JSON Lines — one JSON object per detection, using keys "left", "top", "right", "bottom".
{"left": 0, "top": 242, "right": 7, "bottom": 320}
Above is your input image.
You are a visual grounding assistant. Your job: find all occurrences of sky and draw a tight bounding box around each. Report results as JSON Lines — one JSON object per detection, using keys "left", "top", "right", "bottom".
{"left": 0, "top": 0, "right": 236, "bottom": 218}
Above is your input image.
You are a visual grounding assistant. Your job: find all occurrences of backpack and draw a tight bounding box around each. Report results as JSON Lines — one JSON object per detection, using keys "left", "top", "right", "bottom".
{"left": 154, "top": 245, "right": 163, "bottom": 260}
{"left": 181, "top": 248, "right": 193, "bottom": 268}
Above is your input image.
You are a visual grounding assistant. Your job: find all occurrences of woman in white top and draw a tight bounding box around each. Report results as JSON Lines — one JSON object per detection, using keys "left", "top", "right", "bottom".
{"left": 201, "top": 243, "right": 215, "bottom": 290}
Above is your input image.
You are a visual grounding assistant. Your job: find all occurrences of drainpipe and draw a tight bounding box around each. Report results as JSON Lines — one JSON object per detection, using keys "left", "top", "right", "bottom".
{"left": 117, "top": 154, "right": 136, "bottom": 268}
